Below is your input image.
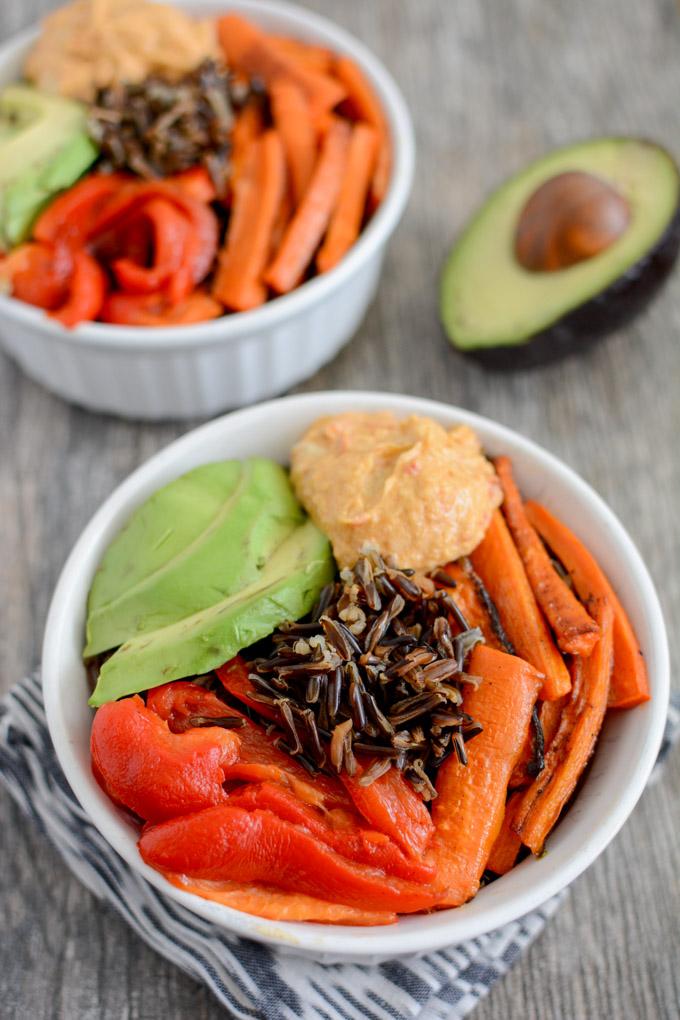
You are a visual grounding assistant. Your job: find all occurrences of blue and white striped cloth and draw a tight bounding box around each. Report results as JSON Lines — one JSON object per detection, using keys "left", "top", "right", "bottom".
{"left": 1, "top": 673, "right": 678, "bottom": 1020}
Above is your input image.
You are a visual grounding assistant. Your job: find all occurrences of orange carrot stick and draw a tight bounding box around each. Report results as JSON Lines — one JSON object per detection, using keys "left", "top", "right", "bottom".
{"left": 269, "top": 35, "right": 334, "bottom": 75}
{"left": 495, "top": 457, "right": 600, "bottom": 657}
{"left": 265, "top": 117, "right": 351, "bottom": 294}
{"left": 213, "top": 130, "right": 286, "bottom": 311}
{"left": 485, "top": 792, "right": 524, "bottom": 875}
{"left": 230, "top": 99, "right": 264, "bottom": 188}
{"left": 269, "top": 77, "right": 317, "bottom": 206}
{"left": 509, "top": 693, "right": 568, "bottom": 790}
{"left": 317, "top": 122, "right": 378, "bottom": 272}
{"left": 334, "top": 54, "right": 390, "bottom": 205}
{"left": 436, "top": 560, "right": 503, "bottom": 649}
{"left": 431, "top": 645, "right": 542, "bottom": 907}
{"left": 471, "top": 511, "right": 571, "bottom": 701}
{"left": 513, "top": 600, "right": 614, "bottom": 853}
{"left": 218, "top": 15, "right": 345, "bottom": 118}
{"left": 525, "top": 501, "right": 650, "bottom": 709}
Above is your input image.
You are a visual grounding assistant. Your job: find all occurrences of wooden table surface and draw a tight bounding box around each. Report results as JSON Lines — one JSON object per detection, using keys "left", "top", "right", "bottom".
{"left": 2, "top": 1, "right": 680, "bottom": 1017}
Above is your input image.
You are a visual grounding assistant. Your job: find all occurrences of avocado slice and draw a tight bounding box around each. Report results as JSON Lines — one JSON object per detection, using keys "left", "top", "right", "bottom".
{"left": 0, "top": 85, "right": 98, "bottom": 249}
{"left": 88, "top": 520, "right": 334, "bottom": 707}
{"left": 84, "top": 459, "right": 305, "bottom": 657}
{"left": 440, "top": 139, "right": 680, "bottom": 368}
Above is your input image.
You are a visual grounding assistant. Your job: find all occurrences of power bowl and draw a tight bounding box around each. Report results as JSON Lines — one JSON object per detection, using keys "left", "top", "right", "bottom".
{"left": 0, "top": 2, "right": 414, "bottom": 420}
{"left": 42, "top": 391, "right": 669, "bottom": 962}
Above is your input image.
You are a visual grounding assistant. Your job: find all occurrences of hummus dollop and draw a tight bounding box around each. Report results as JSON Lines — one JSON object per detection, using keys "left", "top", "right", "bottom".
{"left": 290, "top": 412, "right": 501, "bottom": 571}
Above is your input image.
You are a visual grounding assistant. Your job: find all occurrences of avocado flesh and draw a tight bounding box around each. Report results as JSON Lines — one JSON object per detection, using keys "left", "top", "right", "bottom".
{"left": 0, "top": 85, "right": 98, "bottom": 249}
{"left": 441, "top": 139, "right": 680, "bottom": 353}
{"left": 85, "top": 459, "right": 305, "bottom": 657}
{"left": 88, "top": 520, "right": 334, "bottom": 706}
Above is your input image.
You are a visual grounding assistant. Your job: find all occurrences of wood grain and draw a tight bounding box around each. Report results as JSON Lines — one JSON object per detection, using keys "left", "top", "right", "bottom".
{"left": 1, "top": 1, "right": 680, "bottom": 1017}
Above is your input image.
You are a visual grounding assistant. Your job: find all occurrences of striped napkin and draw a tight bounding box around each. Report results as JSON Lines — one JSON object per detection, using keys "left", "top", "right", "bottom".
{"left": 1, "top": 673, "right": 677, "bottom": 1020}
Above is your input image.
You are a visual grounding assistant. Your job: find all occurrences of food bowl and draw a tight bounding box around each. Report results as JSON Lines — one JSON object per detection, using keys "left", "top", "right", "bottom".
{"left": 41, "top": 390, "right": 669, "bottom": 962}
{"left": 0, "top": 2, "right": 414, "bottom": 420}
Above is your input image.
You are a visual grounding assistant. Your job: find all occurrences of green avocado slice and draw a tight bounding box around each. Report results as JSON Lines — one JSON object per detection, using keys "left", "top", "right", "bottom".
{"left": 440, "top": 138, "right": 680, "bottom": 357}
{"left": 85, "top": 459, "right": 305, "bottom": 657}
{"left": 88, "top": 519, "right": 334, "bottom": 706}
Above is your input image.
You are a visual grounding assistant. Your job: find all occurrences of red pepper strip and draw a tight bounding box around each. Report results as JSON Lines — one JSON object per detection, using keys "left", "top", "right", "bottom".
{"left": 99, "top": 290, "right": 222, "bottom": 327}
{"left": 50, "top": 250, "right": 107, "bottom": 328}
{"left": 34, "top": 173, "right": 131, "bottom": 248}
{"left": 342, "top": 763, "right": 435, "bottom": 859}
{"left": 169, "top": 167, "right": 218, "bottom": 203}
{"left": 112, "top": 198, "right": 190, "bottom": 294}
{"left": 228, "top": 782, "right": 436, "bottom": 884}
{"left": 0, "top": 241, "right": 72, "bottom": 310}
{"left": 216, "top": 656, "right": 278, "bottom": 721}
{"left": 164, "top": 874, "right": 397, "bottom": 925}
{"left": 147, "top": 680, "right": 233, "bottom": 733}
{"left": 224, "top": 708, "right": 354, "bottom": 812}
{"left": 91, "top": 695, "right": 240, "bottom": 822}
{"left": 139, "top": 805, "right": 438, "bottom": 913}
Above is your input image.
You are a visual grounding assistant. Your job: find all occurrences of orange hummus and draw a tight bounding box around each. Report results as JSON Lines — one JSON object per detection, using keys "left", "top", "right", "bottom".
{"left": 290, "top": 412, "right": 501, "bottom": 571}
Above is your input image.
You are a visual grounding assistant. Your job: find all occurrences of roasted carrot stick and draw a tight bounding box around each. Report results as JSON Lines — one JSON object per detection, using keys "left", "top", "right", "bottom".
{"left": 230, "top": 99, "right": 264, "bottom": 188}
{"left": 485, "top": 792, "right": 524, "bottom": 875}
{"left": 437, "top": 560, "right": 503, "bottom": 649}
{"left": 471, "top": 511, "right": 571, "bottom": 701}
{"left": 334, "top": 54, "right": 390, "bottom": 205}
{"left": 213, "top": 130, "right": 286, "bottom": 311}
{"left": 317, "top": 122, "right": 378, "bottom": 272}
{"left": 525, "top": 501, "right": 650, "bottom": 709}
{"left": 165, "top": 874, "right": 397, "bottom": 925}
{"left": 265, "top": 117, "right": 351, "bottom": 294}
{"left": 431, "top": 645, "right": 542, "bottom": 907}
{"left": 269, "top": 35, "right": 334, "bottom": 75}
{"left": 218, "top": 15, "right": 345, "bottom": 118}
{"left": 513, "top": 600, "right": 614, "bottom": 853}
{"left": 269, "top": 77, "right": 317, "bottom": 206}
{"left": 509, "top": 694, "right": 568, "bottom": 790}
{"left": 495, "top": 457, "right": 600, "bottom": 657}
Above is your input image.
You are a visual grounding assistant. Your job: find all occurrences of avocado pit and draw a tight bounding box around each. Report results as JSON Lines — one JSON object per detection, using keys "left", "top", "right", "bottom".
{"left": 514, "top": 171, "right": 631, "bottom": 272}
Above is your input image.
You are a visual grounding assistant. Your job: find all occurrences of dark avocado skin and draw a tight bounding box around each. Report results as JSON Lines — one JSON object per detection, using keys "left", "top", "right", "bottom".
{"left": 459, "top": 202, "right": 680, "bottom": 371}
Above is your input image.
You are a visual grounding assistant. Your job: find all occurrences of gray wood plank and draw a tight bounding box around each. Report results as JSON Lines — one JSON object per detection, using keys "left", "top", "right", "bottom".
{"left": 1, "top": 1, "right": 679, "bottom": 1017}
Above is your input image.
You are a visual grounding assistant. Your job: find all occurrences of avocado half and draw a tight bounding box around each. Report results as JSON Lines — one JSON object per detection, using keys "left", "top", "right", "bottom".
{"left": 440, "top": 138, "right": 680, "bottom": 369}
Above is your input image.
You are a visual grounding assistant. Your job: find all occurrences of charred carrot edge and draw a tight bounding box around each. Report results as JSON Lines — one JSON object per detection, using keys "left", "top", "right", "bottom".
{"left": 495, "top": 457, "right": 600, "bottom": 657}
{"left": 525, "top": 501, "right": 650, "bottom": 709}
{"left": 316, "top": 122, "right": 378, "bottom": 272}
{"left": 431, "top": 645, "right": 542, "bottom": 907}
{"left": 265, "top": 117, "right": 351, "bottom": 294}
{"left": 270, "top": 77, "right": 317, "bottom": 206}
{"left": 165, "top": 874, "right": 397, "bottom": 926}
{"left": 230, "top": 99, "right": 264, "bottom": 188}
{"left": 218, "top": 14, "right": 346, "bottom": 119}
{"left": 470, "top": 510, "right": 571, "bottom": 701}
{"left": 485, "top": 792, "right": 524, "bottom": 875}
{"left": 269, "top": 35, "right": 334, "bottom": 75}
{"left": 509, "top": 693, "right": 568, "bottom": 790}
{"left": 213, "top": 130, "right": 286, "bottom": 311}
{"left": 513, "top": 600, "right": 614, "bottom": 853}
{"left": 333, "top": 54, "right": 390, "bottom": 206}
{"left": 437, "top": 561, "right": 503, "bottom": 649}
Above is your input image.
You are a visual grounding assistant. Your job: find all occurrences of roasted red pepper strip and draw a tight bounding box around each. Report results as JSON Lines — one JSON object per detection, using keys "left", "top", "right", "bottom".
{"left": 34, "top": 173, "right": 131, "bottom": 248}
{"left": 0, "top": 241, "right": 71, "bottom": 310}
{"left": 139, "top": 805, "right": 438, "bottom": 913}
{"left": 50, "top": 250, "right": 107, "bottom": 328}
{"left": 169, "top": 166, "right": 218, "bottom": 203}
{"left": 112, "top": 198, "right": 190, "bottom": 294}
{"left": 147, "top": 680, "right": 233, "bottom": 733}
{"left": 100, "top": 290, "right": 222, "bottom": 326}
{"left": 216, "top": 656, "right": 278, "bottom": 721}
{"left": 90, "top": 695, "right": 239, "bottom": 822}
{"left": 228, "top": 782, "right": 436, "bottom": 883}
{"left": 342, "top": 763, "right": 435, "bottom": 859}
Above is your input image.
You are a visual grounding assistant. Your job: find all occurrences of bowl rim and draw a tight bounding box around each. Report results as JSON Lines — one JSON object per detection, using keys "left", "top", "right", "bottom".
{"left": 41, "top": 390, "right": 670, "bottom": 958}
{"left": 0, "top": 0, "right": 415, "bottom": 352}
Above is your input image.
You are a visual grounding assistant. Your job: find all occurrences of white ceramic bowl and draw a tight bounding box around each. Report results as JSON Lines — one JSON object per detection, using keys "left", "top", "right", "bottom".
{"left": 42, "top": 391, "right": 669, "bottom": 962}
{"left": 0, "top": 2, "right": 414, "bottom": 420}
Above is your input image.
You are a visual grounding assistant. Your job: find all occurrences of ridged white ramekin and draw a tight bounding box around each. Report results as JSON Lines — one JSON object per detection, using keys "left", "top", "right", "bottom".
{"left": 0, "top": 1, "right": 414, "bottom": 419}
